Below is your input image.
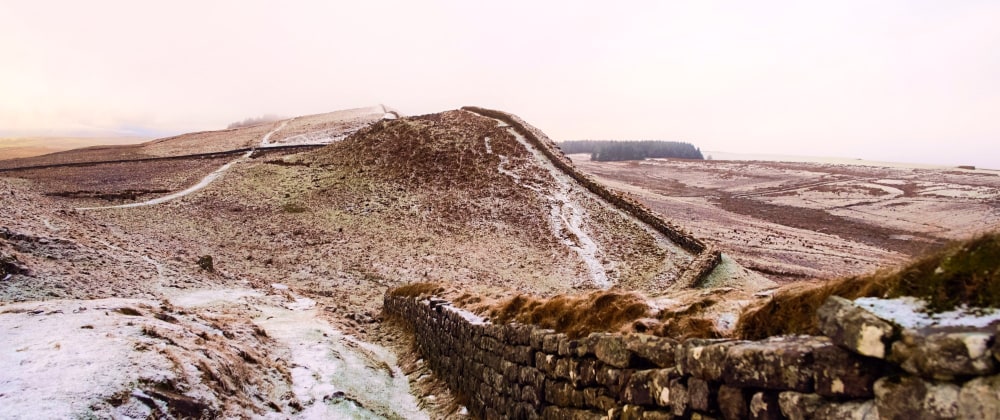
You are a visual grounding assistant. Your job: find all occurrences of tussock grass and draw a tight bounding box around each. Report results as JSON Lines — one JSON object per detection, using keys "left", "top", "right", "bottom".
{"left": 389, "top": 282, "right": 446, "bottom": 298}
{"left": 490, "top": 291, "right": 651, "bottom": 339}
{"left": 736, "top": 232, "right": 1000, "bottom": 340}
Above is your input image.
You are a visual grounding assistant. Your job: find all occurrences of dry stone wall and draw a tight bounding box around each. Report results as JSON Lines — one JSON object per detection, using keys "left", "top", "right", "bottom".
{"left": 385, "top": 293, "right": 1000, "bottom": 419}
{"left": 461, "top": 106, "right": 720, "bottom": 287}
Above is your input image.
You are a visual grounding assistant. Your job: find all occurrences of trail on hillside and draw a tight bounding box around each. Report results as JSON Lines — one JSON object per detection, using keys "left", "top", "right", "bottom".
{"left": 483, "top": 126, "right": 611, "bottom": 288}
{"left": 471, "top": 110, "right": 698, "bottom": 289}
{"left": 76, "top": 120, "right": 290, "bottom": 210}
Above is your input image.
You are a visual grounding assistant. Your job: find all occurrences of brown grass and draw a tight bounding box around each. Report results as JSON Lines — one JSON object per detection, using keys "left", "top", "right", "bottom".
{"left": 389, "top": 282, "right": 446, "bottom": 298}
{"left": 736, "top": 231, "right": 1000, "bottom": 340}
{"left": 489, "top": 291, "right": 651, "bottom": 339}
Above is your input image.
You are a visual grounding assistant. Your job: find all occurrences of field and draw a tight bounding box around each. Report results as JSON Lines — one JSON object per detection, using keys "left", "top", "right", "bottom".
{"left": 571, "top": 154, "right": 1000, "bottom": 281}
{"left": 0, "top": 137, "right": 148, "bottom": 160}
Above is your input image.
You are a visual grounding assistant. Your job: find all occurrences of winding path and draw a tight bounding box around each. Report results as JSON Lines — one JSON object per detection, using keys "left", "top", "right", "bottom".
{"left": 76, "top": 121, "right": 289, "bottom": 210}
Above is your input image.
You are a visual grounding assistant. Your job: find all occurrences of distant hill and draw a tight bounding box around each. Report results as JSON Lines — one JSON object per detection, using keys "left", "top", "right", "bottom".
{"left": 0, "top": 137, "right": 148, "bottom": 160}
{"left": 558, "top": 140, "right": 704, "bottom": 161}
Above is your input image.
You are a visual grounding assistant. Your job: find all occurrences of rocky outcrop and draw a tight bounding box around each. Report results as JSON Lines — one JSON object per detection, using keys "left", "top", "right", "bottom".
{"left": 387, "top": 293, "right": 1000, "bottom": 419}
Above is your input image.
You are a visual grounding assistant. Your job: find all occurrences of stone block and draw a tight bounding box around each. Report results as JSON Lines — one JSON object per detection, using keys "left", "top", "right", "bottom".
{"left": 777, "top": 392, "right": 823, "bottom": 420}
{"left": 543, "top": 333, "right": 565, "bottom": 354}
{"left": 572, "top": 357, "right": 599, "bottom": 388}
{"left": 641, "top": 410, "right": 674, "bottom": 420}
{"left": 624, "top": 370, "right": 656, "bottom": 406}
{"left": 595, "top": 334, "right": 636, "bottom": 368}
{"left": 688, "top": 377, "right": 718, "bottom": 413}
{"left": 530, "top": 328, "right": 554, "bottom": 350}
{"left": 890, "top": 328, "right": 996, "bottom": 380}
{"left": 619, "top": 404, "right": 645, "bottom": 420}
{"left": 542, "top": 406, "right": 605, "bottom": 420}
{"left": 596, "top": 366, "right": 633, "bottom": 394}
{"left": 817, "top": 296, "right": 898, "bottom": 359}
{"left": 678, "top": 339, "right": 741, "bottom": 381}
{"left": 958, "top": 374, "right": 1000, "bottom": 420}
{"left": 748, "top": 391, "right": 782, "bottom": 420}
{"left": 812, "top": 343, "right": 887, "bottom": 398}
{"left": 812, "top": 399, "right": 879, "bottom": 420}
{"left": 669, "top": 377, "right": 689, "bottom": 417}
{"left": 718, "top": 385, "right": 749, "bottom": 420}
{"left": 874, "top": 375, "right": 959, "bottom": 420}
{"left": 723, "top": 335, "right": 828, "bottom": 392}
{"left": 646, "top": 368, "right": 672, "bottom": 408}
{"left": 625, "top": 334, "right": 679, "bottom": 368}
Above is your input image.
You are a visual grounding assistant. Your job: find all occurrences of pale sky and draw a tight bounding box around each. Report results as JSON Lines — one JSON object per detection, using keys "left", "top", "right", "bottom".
{"left": 2, "top": 1, "right": 999, "bottom": 168}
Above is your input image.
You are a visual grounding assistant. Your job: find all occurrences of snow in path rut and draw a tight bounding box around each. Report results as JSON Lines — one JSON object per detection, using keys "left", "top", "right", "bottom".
{"left": 168, "top": 286, "right": 427, "bottom": 420}
{"left": 482, "top": 126, "right": 611, "bottom": 289}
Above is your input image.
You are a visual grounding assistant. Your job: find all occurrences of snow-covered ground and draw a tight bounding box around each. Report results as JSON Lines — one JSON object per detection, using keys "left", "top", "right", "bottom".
{"left": 481, "top": 122, "right": 611, "bottom": 288}
{"left": 168, "top": 286, "right": 427, "bottom": 420}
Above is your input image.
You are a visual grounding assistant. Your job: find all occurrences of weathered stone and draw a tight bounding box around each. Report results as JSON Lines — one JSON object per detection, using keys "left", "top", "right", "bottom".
{"left": 641, "top": 410, "right": 674, "bottom": 420}
{"left": 625, "top": 334, "right": 679, "bottom": 368}
{"left": 572, "top": 357, "right": 598, "bottom": 388}
{"left": 555, "top": 357, "right": 574, "bottom": 380}
{"left": 620, "top": 404, "right": 645, "bottom": 420}
{"left": 678, "top": 339, "right": 741, "bottom": 381}
{"left": 521, "top": 384, "right": 542, "bottom": 406}
{"left": 813, "top": 400, "right": 879, "bottom": 420}
{"left": 718, "top": 385, "right": 749, "bottom": 420}
{"left": 649, "top": 368, "right": 673, "bottom": 407}
{"left": 595, "top": 334, "right": 636, "bottom": 368}
{"left": 624, "top": 370, "right": 656, "bottom": 406}
{"left": 958, "top": 374, "right": 1000, "bottom": 420}
{"left": 536, "top": 352, "right": 557, "bottom": 376}
{"left": 890, "top": 328, "right": 996, "bottom": 380}
{"left": 874, "top": 375, "right": 959, "bottom": 420}
{"left": 669, "top": 377, "right": 689, "bottom": 417}
{"left": 530, "top": 328, "right": 555, "bottom": 350}
{"left": 723, "top": 335, "right": 828, "bottom": 392}
{"left": 505, "top": 323, "right": 533, "bottom": 345}
{"left": 748, "top": 392, "right": 782, "bottom": 420}
{"left": 689, "top": 377, "right": 718, "bottom": 413}
{"left": 558, "top": 336, "right": 580, "bottom": 356}
{"left": 583, "top": 387, "right": 616, "bottom": 412}
{"left": 813, "top": 343, "right": 887, "bottom": 398}
{"left": 818, "top": 296, "right": 898, "bottom": 359}
{"left": 778, "top": 392, "right": 824, "bottom": 420}
{"left": 542, "top": 406, "right": 605, "bottom": 420}
{"left": 544, "top": 379, "right": 573, "bottom": 406}
{"left": 596, "top": 366, "right": 629, "bottom": 394}
{"left": 543, "top": 333, "right": 566, "bottom": 354}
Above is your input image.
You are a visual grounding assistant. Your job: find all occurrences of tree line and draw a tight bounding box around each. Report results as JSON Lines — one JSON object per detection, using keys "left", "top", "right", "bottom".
{"left": 557, "top": 140, "right": 704, "bottom": 162}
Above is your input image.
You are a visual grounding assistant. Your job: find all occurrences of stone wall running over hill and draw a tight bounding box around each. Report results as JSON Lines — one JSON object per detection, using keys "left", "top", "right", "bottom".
{"left": 461, "top": 106, "right": 719, "bottom": 287}
{"left": 385, "top": 293, "right": 1000, "bottom": 419}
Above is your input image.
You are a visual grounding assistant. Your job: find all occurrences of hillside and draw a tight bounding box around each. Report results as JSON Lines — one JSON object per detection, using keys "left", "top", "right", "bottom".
{"left": 1, "top": 106, "right": 769, "bottom": 418}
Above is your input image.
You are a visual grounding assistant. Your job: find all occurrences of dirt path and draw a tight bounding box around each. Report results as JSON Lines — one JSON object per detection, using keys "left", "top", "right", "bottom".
{"left": 472, "top": 111, "right": 695, "bottom": 288}
{"left": 76, "top": 120, "right": 290, "bottom": 210}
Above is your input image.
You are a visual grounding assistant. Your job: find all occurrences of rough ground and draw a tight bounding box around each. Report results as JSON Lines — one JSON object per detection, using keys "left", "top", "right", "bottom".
{"left": 572, "top": 155, "right": 1000, "bottom": 282}
{"left": 2, "top": 108, "right": 751, "bottom": 418}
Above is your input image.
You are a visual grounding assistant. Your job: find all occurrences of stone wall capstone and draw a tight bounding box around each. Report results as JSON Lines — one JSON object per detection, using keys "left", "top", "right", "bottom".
{"left": 386, "top": 293, "right": 1000, "bottom": 419}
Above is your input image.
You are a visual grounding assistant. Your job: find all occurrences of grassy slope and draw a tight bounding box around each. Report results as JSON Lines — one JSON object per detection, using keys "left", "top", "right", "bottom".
{"left": 736, "top": 232, "right": 1000, "bottom": 339}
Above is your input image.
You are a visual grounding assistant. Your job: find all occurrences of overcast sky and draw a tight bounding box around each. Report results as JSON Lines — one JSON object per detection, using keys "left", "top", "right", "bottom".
{"left": 2, "top": 1, "right": 998, "bottom": 168}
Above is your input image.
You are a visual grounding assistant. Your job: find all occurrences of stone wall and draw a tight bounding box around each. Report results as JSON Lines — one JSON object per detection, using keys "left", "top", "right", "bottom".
{"left": 461, "top": 106, "right": 720, "bottom": 287}
{"left": 385, "top": 293, "right": 1000, "bottom": 419}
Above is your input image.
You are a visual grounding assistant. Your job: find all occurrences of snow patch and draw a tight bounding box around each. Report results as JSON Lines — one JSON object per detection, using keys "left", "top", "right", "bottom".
{"left": 854, "top": 297, "right": 1000, "bottom": 329}
{"left": 481, "top": 120, "right": 610, "bottom": 288}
